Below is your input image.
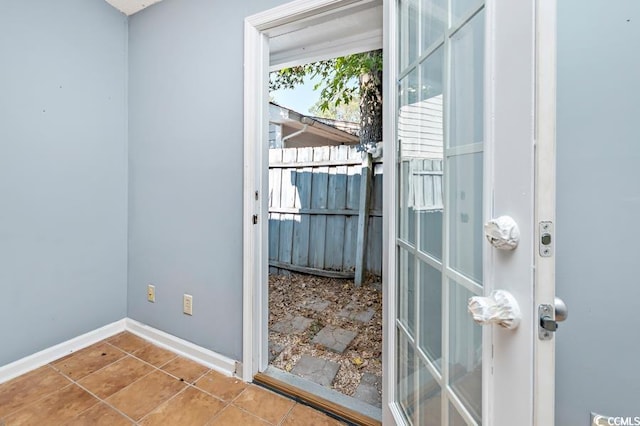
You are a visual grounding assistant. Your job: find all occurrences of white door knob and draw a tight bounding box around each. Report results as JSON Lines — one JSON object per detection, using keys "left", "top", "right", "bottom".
{"left": 468, "top": 290, "right": 521, "bottom": 329}
{"left": 484, "top": 216, "right": 520, "bottom": 250}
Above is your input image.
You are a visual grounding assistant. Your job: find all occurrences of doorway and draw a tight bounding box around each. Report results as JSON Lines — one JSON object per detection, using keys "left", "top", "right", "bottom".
{"left": 244, "top": 1, "right": 384, "bottom": 424}
{"left": 245, "top": 0, "right": 558, "bottom": 425}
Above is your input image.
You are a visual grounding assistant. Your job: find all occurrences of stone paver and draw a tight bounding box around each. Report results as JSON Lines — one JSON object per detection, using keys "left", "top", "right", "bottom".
{"left": 291, "top": 355, "right": 340, "bottom": 387}
{"left": 353, "top": 373, "right": 382, "bottom": 407}
{"left": 311, "top": 325, "right": 357, "bottom": 354}
{"left": 268, "top": 342, "right": 285, "bottom": 362}
{"left": 338, "top": 302, "right": 375, "bottom": 323}
{"left": 303, "top": 299, "right": 330, "bottom": 312}
{"left": 271, "top": 316, "right": 313, "bottom": 334}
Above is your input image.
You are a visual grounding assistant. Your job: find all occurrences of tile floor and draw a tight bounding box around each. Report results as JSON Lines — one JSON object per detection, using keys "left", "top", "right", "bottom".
{"left": 0, "top": 332, "right": 346, "bottom": 425}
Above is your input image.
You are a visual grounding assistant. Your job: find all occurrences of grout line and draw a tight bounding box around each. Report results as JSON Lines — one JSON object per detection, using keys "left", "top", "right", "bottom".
{"left": 60, "top": 363, "right": 142, "bottom": 425}
{"left": 136, "top": 385, "right": 191, "bottom": 424}
{"left": 9, "top": 336, "right": 342, "bottom": 426}
{"left": 278, "top": 402, "right": 297, "bottom": 426}
{"left": 0, "top": 368, "right": 74, "bottom": 420}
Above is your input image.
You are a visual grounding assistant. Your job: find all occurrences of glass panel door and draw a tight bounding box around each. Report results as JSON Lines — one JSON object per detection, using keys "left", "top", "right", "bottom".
{"left": 396, "top": 0, "right": 485, "bottom": 424}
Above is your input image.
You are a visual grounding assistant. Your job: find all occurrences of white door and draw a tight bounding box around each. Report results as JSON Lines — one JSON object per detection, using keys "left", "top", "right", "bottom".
{"left": 384, "top": 0, "right": 557, "bottom": 424}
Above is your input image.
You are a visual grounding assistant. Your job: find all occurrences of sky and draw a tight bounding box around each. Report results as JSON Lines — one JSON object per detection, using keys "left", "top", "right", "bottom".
{"left": 269, "top": 75, "right": 322, "bottom": 115}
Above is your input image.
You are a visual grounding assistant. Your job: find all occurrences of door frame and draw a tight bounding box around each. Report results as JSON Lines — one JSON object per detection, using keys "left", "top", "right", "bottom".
{"left": 242, "top": 0, "right": 385, "bottom": 388}
{"left": 533, "top": 0, "right": 557, "bottom": 424}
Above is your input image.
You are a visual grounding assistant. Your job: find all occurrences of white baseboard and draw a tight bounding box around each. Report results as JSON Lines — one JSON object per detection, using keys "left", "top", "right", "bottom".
{"left": 124, "top": 318, "right": 239, "bottom": 377}
{"left": 0, "top": 318, "right": 240, "bottom": 385}
{"left": 0, "top": 319, "right": 126, "bottom": 384}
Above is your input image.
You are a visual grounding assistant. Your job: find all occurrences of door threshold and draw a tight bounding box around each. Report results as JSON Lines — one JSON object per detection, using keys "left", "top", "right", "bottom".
{"left": 254, "top": 366, "right": 382, "bottom": 426}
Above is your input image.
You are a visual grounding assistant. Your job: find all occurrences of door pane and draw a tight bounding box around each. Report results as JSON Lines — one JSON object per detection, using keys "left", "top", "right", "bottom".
{"left": 449, "top": 282, "right": 482, "bottom": 423}
{"left": 415, "top": 46, "right": 445, "bottom": 259}
{"left": 399, "top": 159, "right": 416, "bottom": 245}
{"left": 418, "top": 261, "right": 442, "bottom": 367}
{"left": 398, "top": 332, "right": 418, "bottom": 422}
{"left": 448, "top": 152, "right": 483, "bottom": 283}
{"left": 449, "top": 403, "right": 468, "bottom": 426}
{"left": 418, "top": 359, "right": 442, "bottom": 426}
{"left": 399, "top": 0, "right": 420, "bottom": 70}
{"left": 419, "top": 209, "right": 443, "bottom": 260}
{"left": 399, "top": 248, "right": 416, "bottom": 335}
{"left": 451, "top": 0, "right": 481, "bottom": 24}
{"left": 399, "top": 68, "right": 419, "bottom": 246}
{"left": 421, "top": 0, "right": 446, "bottom": 52}
{"left": 449, "top": 10, "right": 485, "bottom": 148}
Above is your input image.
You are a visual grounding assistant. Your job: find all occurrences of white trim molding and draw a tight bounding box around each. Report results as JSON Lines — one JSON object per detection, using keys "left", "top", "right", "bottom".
{"left": 125, "top": 319, "right": 237, "bottom": 377}
{"left": 0, "top": 319, "right": 126, "bottom": 384}
{"left": 0, "top": 318, "right": 239, "bottom": 385}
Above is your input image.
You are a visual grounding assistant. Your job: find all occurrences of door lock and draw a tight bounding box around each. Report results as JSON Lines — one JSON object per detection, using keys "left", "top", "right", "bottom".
{"left": 538, "top": 297, "right": 569, "bottom": 340}
{"left": 539, "top": 221, "right": 553, "bottom": 257}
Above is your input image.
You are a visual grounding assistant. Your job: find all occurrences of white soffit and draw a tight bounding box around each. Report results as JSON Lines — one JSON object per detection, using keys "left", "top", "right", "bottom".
{"left": 104, "top": 0, "right": 163, "bottom": 15}
{"left": 268, "top": 0, "right": 383, "bottom": 70}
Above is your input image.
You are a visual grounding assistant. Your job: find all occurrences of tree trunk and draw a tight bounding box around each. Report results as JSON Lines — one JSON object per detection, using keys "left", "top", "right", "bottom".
{"left": 359, "top": 55, "right": 383, "bottom": 146}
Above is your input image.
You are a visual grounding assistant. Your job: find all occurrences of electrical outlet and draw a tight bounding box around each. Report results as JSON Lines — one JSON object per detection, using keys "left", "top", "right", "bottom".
{"left": 183, "top": 294, "right": 193, "bottom": 315}
{"left": 147, "top": 284, "right": 155, "bottom": 303}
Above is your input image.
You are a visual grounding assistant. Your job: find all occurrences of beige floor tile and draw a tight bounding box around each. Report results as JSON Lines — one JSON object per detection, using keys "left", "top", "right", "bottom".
{"left": 140, "top": 386, "right": 226, "bottom": 426}
{"left": 208, "top": 405, "right": 270, "bottom": 426}
{"left": 161, "top": 356, "right": 209, "bottom": 384}
{"left": 195, "top": 371, "right": 247, "bottom": 402}
{"left": 282, "top": 404, "right": 346, "bottom": 426}
{"left": 65, "top": 402, "right": 134, "bottom": 426}
{"left": 51, "top": 342, "right": 126, "bottom": 380}
{"left": 0, "top": 365, "right": 70, "bottom": 418}
{"left": 4, "top": 384, "right": 98, "bottom": 425}
{"left": 132, "top": 342, "right": 177, "bottom": 367}
{"left": 4, "top": 337, "right": 344, "bottom": 426}
{"left": 106, "top": 369, "right": 186, "bottom": 421}
{"left": 233, "top": 386, "right": 295, "bottom": 424}
{"left": 78, "top": 355, "right": 153, "bottom": 399}
{"left": 108, "top": 332, "right": 149, "bottom": 354}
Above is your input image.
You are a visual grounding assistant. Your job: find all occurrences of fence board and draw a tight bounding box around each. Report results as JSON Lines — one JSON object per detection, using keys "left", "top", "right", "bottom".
{"left": 292, "top": 147, "right": 312, "bottom": 266}
{"left": 269, "top": 145, "right": 383, "bottom": 277}
{"left": 325, "top": 147, "right": 348, "bottom": 270}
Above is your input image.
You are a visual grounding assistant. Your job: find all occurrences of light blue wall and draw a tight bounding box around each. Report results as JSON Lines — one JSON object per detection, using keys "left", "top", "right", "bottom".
{"left": 127, "top": 0, "right": 289, "bottom": 360}
{"left": 0, "top": 0, "right": 128, "bottom": 365}
{"left": 556, "top": 1, "right": 640, "bottom": 423}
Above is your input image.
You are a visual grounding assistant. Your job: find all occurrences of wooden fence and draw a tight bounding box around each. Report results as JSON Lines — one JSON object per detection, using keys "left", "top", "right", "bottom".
{"left": 268, "top": 145, "right": 383, "bottom": 279}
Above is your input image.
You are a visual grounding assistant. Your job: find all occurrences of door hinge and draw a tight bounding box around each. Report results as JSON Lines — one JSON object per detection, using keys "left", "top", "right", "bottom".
{"left": 252, "top": 214, "right": 258, "bottom": 225}
{"left": 255, "top": 191, "right": 259, "bottom": 201}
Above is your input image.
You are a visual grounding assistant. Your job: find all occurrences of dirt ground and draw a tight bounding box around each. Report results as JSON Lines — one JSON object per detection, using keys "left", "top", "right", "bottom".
{"left": 268, "top": 272, "right": 382, "bottom": 397}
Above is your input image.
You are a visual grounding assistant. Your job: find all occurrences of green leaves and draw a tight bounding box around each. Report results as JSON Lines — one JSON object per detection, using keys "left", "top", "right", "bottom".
{"left": 269, "top": 49, "right": 383, "bottom": 112}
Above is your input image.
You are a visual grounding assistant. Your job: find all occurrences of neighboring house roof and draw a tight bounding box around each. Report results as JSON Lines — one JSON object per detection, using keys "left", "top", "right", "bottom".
{"left": 308, "top": 116, "right": 360, "bottom": 137}
{"left": 269, "top": 102, "right": 359, "bottom": 144}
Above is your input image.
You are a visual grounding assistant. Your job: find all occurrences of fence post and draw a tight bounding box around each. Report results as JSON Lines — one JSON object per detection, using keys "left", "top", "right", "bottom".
{"left": 355, "top": 153, "right": 373, "bottom": 286}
